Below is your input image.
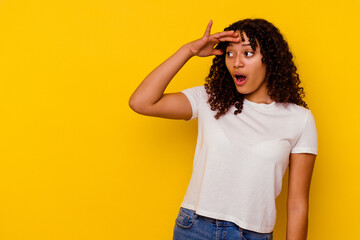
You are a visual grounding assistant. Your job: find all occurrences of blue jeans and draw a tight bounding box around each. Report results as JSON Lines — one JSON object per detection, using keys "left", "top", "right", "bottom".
{"left": 173, "top": 207, "right": 273, "bottom": 240}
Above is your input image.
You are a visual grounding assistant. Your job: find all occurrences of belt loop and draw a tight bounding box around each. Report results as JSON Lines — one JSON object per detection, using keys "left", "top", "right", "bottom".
{"left": 193, "top": 211, "right": 198, "bottom": 219}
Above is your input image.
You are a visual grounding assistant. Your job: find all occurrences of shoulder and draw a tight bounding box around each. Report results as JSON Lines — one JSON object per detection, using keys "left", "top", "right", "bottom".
{"left": 181, "top": 85, "right": 207, "bottom": 96}
{"left": 283, "top": 103, "right": 317, "bottom": 136}
{"left": 180, "top": 86, "right": 209, "bottom": 120}
{"left": 277, "top": 102, "right": 312, "bottom": 117}
{"left": 274, "top": 103, "right": 316, "bottom": 130}
{"left": 181, "top": 85, "right": 208, "bottom": 103}
{"left": 291, "top": 104, "right": 314, "bottom": 123}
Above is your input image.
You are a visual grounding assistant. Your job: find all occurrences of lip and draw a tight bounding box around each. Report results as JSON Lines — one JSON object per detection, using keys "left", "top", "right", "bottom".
{"left": 233, "top": 73, "right": 247, "bottom": 86}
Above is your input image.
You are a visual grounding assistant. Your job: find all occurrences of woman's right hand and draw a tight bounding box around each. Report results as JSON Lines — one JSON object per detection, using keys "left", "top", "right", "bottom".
{"left": 187, "top": 20, "right": 240, "bottom": 57}
{"left": 129, "top": 20, "right": 239, "bottom": 120}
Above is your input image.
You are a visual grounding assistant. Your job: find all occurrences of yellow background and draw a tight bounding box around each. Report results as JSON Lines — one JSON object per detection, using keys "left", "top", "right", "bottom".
{"left": 0, "top": 0, "right": 359, "bottom": 239}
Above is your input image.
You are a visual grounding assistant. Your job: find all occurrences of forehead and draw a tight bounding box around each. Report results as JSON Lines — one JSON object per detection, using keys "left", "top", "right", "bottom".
{"left": 226, "top": 30, "right": 259, "bottom": 50}
{"left": 236, "top": 30, "right": 250, "bottom": 41}
{"left": 228, "top": 42, "right": 252, "bottom": 48}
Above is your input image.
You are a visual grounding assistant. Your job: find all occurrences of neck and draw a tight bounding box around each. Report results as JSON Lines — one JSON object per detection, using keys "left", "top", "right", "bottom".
{"left": 244, "top": 94, "right": 274, "bottom": 104}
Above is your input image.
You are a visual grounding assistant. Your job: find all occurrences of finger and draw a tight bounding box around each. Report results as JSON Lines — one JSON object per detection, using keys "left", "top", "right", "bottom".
{"left": 212, "top": 49, "right": 224, "bottom": 55}
{"left": 217, "top": 36, "right": 241, "bottom": 42}
{"left": 204, "top": 20, "right": 213, "bottom": 37}
{"left": 212, "top": 30, "right": 238, "bottom": 39}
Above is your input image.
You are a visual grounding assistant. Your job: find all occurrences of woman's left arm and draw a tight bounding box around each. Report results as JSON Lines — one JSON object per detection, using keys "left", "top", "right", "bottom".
{"left": 286, "top": 153, "right": 317, "bottom": 240}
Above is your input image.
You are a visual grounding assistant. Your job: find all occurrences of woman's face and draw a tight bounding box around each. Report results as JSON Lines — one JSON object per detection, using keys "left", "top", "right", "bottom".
{"left": 225, "top": 32, "right": 271, "bottom": 103}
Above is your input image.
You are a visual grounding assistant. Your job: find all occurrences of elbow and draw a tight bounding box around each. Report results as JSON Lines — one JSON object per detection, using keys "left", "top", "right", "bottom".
{"left": 128, "top": 96, "right": 149, "bottom": 115}
{"left": 129, "top": 96, "right": 141, "bottom": 113}
{"left": 287, "top": 200, "right": 309, "bottom": 213}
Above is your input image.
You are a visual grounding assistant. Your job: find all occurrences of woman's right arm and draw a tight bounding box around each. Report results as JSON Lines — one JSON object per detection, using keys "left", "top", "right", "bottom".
{"left": 128, "top": 20, "right": 239, "bottom": 120}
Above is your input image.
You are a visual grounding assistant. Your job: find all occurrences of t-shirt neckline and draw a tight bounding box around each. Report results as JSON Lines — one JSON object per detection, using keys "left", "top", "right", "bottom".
{"left": 244, "top": 98, "right": 277, "bottom": 110}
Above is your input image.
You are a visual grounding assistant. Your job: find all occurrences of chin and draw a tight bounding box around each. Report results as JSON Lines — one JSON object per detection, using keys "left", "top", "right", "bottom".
{"left": 234, "top": 85, "right": 252, "bottom": 95}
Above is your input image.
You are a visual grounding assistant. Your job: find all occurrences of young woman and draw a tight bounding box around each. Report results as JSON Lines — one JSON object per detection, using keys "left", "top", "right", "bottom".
{"left": 129, "top": 18, "right": 318, "bottom": 240}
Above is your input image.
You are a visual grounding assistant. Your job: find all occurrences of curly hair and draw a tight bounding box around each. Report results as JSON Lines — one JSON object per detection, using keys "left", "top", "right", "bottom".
{"left": 204, "top": 18, "right": 308, "bottom": 119}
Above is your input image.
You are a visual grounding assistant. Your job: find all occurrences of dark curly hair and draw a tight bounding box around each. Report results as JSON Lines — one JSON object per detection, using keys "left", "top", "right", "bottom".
{"left": 204, "top": 18, "right": 307, "bottom": 119}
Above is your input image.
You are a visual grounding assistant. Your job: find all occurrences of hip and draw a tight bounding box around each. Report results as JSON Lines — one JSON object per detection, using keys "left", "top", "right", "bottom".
{"left": 173, "top": 207, "right": 273, "bottom": 240}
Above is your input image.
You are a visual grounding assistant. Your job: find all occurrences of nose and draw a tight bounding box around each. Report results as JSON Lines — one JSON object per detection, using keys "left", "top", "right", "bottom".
{"left": 234, "top": 55, "right": 244, "bottom": 68}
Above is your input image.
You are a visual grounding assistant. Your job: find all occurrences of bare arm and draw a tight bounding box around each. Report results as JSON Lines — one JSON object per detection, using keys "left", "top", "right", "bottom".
{"left": 286, "top": 153, "right": 316, "bottom": 240}
{"left": 129, "top": 20, "right": 239, "bottom": 120}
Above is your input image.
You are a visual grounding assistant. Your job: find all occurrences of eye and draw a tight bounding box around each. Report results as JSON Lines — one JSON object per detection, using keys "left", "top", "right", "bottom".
{"left": 226, "top": 51, "right": 234, "bottom": 57}
{"left": 245, "top": 51, "right": 254, "bottom": 57}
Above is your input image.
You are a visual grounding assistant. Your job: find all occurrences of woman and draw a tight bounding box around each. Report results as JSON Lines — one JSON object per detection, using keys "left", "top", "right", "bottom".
{"left": 129, "top": 18, "right": 318, "bottom": 240}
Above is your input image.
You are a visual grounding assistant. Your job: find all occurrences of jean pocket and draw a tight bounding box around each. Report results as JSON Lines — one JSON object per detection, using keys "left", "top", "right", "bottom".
{"left": 175, "top": 207, "right": 197, "bottom": 229}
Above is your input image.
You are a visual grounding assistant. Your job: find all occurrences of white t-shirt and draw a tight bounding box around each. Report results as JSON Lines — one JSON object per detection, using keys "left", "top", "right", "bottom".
{"left": 180, "top": 86, "right": 318, "bottom": 233}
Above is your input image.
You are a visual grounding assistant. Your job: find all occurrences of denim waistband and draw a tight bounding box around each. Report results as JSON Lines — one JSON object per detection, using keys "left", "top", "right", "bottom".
{"left": 181, "top": 207, "right": 240, "bottom": 227}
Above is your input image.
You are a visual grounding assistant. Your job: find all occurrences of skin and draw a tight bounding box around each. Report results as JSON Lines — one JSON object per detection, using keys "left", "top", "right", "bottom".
{"left": 129, "top": 20, "right": 239, "bottom": 120}
{"left": 225, "top": 33, "right": 273, "bottom": 104}
{"left": 287, "top": 153, "right": 316, "bottom": 240}
{"left": 129, "top": 20, "right": 316, "bottom": 240}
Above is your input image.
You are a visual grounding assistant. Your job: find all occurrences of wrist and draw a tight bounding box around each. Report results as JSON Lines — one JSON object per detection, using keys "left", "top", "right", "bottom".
{"left": 181, "top": 43, "right": 196, "bottom": 58}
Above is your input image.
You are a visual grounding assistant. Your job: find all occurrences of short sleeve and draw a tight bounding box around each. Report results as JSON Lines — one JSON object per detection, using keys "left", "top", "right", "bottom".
{"left": 181, "top": 86, "right": 207, "bottom": 120}
{"left": 291, "top": 110, "right": 318, "bottom": 155}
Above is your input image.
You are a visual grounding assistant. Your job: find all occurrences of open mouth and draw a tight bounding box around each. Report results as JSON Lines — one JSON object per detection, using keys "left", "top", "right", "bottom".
{"left": 235, "top": 74, "right": 247, "bottom": 85}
